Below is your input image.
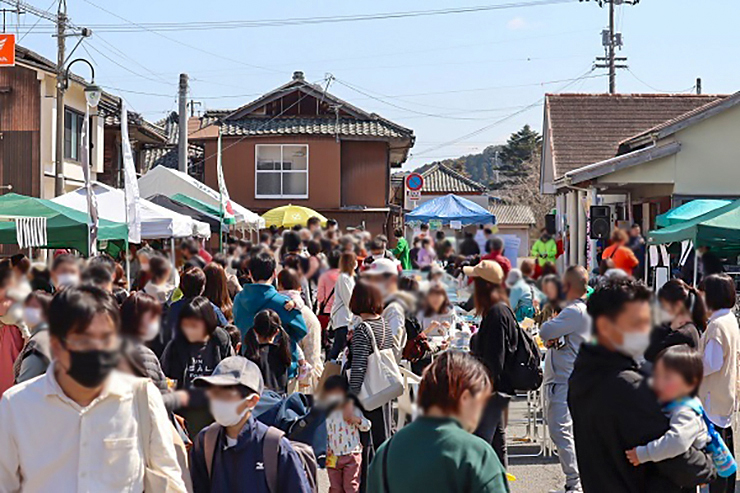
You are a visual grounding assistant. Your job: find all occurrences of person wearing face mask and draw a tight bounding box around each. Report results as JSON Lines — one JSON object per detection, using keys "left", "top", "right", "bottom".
{"left": 538, "top": 266, "right": 590, "bottom": 493}
{"left": 162, "top": 296, "right": 234, "bottom": 437}
{"left": 645, "top": 279, "right": 704, "bottom": 363}
{"left": 698, "top": 274, "right": 740, "bottom": 493}
{"left": 50, "top": 253, "right": 80, "bottom": 292}
{"left": 0, "top": 285, "right": 187, "bottom": 492}
{"left": 568, "top": 277, "right": 715, "bottom": 493}
{"left": 190, "top": 356, "right": 312, "bottom": 493}
{"left": 120, "top": 291, "right": 188, "bottom": 415}
{"left": 14, "top": 290, "right": 52, "bottom": 384}
{"left": 368, "top": 351, "right": 509, "bottom": 493}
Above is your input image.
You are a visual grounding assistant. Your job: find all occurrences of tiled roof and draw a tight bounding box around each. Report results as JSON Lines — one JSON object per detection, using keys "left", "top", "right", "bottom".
{"left": 140, "top": 144, "right": 204, "bottom": 174}
{"left": 546, "top": 93, "right": 726, "bottom": 178}
{"left": 419, "top": 163, "right": 487, "bottom": 194}
{"left": 489, "top": 204, "right": 535, "bottom": 225}
{"left": 202, "top": 116, "right": 410, "bottom": 139}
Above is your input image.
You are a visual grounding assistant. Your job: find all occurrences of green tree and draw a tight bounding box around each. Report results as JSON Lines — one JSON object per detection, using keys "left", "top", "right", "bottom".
{"left": 498, "top": 124, "right": 542, "bottom": 176}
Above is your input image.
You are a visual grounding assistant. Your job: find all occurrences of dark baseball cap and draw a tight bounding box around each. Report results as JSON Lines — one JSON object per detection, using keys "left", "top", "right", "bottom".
{"left": 193, "top": 356, "right": 264, "bottom": 395}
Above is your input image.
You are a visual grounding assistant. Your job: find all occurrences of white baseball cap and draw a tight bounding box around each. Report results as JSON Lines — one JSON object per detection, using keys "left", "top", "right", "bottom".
{"left": 363, "top": 258, "right": 399, "bottom": 276}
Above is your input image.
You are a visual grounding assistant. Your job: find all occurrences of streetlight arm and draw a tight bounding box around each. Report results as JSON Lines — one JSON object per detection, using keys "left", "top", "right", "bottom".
{"left": 64, "top": 58, "right": 95, "bottom": 90}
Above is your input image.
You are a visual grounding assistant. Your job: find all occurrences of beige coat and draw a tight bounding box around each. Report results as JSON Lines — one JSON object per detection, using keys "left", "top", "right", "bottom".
{"left": 699, "top": 310, "right": 740, "bottom": 426}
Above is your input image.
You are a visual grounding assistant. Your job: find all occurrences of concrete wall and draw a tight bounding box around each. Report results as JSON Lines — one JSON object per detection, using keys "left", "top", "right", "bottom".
{"left": 39, "top": 71, "right": 104, "bottom": 199}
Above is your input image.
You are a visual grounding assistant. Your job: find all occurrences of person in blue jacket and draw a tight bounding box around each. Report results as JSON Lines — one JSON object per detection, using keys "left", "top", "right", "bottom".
{"left": 190, "top": 356, "right": 312, "bottom": 493}
{"left": 233, "top": 252, "right": 308, "bottom": 379}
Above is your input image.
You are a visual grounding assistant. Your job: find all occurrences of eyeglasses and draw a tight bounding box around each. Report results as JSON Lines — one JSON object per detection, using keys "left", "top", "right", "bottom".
{"left": 63, "top": 333, "right": 121, "bottom": 352}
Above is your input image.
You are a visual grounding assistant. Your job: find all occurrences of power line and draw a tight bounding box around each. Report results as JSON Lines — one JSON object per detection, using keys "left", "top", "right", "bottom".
{"left": 27, "top": 0, "right": 576, "bottom": 33}
{"left": 625, "top": 68, "right": 696, "bottom": 94}
{"left": 17, "top": 0, "right": 53, "bottom": 41}
{"left": 411, "top": 67, "right": 599, "bottom": 159}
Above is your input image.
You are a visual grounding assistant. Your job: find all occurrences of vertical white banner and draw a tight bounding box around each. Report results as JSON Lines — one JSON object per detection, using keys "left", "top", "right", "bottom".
{"left": 121, "top": 102, "right": 141, "bottom": 244}
{"left": 216, "top": 126, "right": 232, "bottom": 217}
{"left": 81, "top": 105, "right": 98, "bottom": 255}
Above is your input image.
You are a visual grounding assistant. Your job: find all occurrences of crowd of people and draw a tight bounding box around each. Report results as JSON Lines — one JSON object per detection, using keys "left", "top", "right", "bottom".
{"left": 0, "top": 217, "right": 736, "bottom": 493}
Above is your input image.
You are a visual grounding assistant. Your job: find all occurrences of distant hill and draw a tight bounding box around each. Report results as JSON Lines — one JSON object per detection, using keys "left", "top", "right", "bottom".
{"left": 419, "top": 124, "right": 553, "bottom": 230}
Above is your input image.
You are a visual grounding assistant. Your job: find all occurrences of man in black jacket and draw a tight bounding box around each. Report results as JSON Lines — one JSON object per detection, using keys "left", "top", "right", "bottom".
{"left": 569, "top": 277, "right": 715, "bottom": 492}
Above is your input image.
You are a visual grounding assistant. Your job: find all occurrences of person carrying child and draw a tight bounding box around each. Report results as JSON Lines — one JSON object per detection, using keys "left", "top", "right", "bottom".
{"left": 324, "top": 375, "right": 371, "bottom": 493}
{"left": 626, "top": 346, "right": 735, "bottom": 489}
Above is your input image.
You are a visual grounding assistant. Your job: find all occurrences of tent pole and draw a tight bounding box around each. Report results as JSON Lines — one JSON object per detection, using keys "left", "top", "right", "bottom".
{"left": 170, "top": 237, "right": 176, "bottom": 271}
{"left": 693, "top": 244, "right": 699, "bottom": 287}
{"left": 644, "top": 246, "right": 649, "bottom": 286}
{"left": 125, "top": 242, "right": 131, "bottom": 291}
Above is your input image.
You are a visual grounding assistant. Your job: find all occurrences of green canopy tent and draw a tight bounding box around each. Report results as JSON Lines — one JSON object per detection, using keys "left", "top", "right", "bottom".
{"left": 655, "top": 199, "right": 732, "bottom": 228}
{"left": 0, "top": 193, "right": 128, "bottom": 256}
{"left": 171, "top": 193, "right": 237, "bottom": 225}
{"left": 647, "top": 199, "right": 740, "bottom": 285}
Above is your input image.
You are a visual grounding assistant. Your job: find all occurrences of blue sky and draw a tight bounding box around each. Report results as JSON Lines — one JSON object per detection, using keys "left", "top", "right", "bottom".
{"left": 13, "top": 0, "right": 740, "bottom": 169}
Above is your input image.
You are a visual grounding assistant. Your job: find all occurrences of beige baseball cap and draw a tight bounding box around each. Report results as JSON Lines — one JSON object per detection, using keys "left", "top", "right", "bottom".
{"left": 463, "top": 260, "right": 505, "bottom": 285}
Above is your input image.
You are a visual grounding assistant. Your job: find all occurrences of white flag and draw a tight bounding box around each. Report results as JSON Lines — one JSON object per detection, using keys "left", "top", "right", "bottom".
{"left": 216, "top": 126, "right": 233, "bottom": 217}
{"left": 81, "top": 105, "right": 98, "bottom": 255}
{"left": 121, "top": 102, "right": 141, "bottom": 244}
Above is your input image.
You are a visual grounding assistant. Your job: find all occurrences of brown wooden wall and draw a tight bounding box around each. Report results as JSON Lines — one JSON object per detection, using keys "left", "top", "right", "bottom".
{"left": 340, "top": 140, "right": 388, "bottom": 208}
{"left": 0, "top": 65, "right": 41, "bottom": 198}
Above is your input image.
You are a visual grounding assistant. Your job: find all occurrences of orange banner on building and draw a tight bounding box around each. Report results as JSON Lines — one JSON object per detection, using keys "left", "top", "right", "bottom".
{"left": 0, "top": 34, "right": 16, "bottom": 67}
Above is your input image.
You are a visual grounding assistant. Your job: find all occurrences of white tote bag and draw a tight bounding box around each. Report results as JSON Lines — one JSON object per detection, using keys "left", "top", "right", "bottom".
{"left": 357, "top": 320, "right": 405, "bottom": 411}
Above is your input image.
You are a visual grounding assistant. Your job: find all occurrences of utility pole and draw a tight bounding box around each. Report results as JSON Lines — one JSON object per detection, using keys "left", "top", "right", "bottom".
{"left": 696, "top": 78, "right": 702, "bottom": 95}
{"left": 54, "top": 0, "right": 67, "bottom": 196}
{"left": 586, "top": 0, "right": 638, "bottom": 94}
{"left": 178, "top": 73, "right": 188, "bottom": 173}
{"left": 187, "top": 100, "right": 202, "bottom": 117}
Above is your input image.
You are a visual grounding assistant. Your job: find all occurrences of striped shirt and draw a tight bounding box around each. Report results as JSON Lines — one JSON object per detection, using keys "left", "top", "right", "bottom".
{"left": 349, "top": 317, "right": 393, "bottom": 395}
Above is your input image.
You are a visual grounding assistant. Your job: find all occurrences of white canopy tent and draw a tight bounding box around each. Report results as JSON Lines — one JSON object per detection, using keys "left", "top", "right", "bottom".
{"left": 53, "top": 182, "right": 211, "bottom": 240}
{"left": 138, "top": 166, "right": 265, "bottom": 230}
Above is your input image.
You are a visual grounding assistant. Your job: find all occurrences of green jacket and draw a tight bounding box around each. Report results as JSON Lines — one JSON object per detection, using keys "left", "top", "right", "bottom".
{"left": 391, "top": 237, "right": 411, "bottom": 270}
{"left": 368, "top": 417, "right": 509, "bottom": 493}
{"left": 531, "top": 238, "right": 558, "bottom": 267}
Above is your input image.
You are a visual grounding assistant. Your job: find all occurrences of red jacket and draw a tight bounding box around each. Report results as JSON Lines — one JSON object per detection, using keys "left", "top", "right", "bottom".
{"left": 481, "top": 251, "right": 512, "bottom": 278}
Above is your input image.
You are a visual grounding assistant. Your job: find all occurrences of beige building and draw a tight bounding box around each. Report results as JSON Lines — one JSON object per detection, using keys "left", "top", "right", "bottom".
{"left": 539, "top": 92, "right": 738, "bottom": 269}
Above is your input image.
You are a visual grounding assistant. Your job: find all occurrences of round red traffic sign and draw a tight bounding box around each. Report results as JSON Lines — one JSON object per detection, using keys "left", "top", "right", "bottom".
{"left": 406, "top": 173, "right": 424, "bottom": 191}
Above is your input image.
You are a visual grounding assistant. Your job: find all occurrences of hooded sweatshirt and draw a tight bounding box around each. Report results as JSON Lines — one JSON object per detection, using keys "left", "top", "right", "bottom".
{"left": 233, "top": 283, "right": 308, "bottom": 379}
{"left": 568, "top": 343, "right": 715, "bottom": 492}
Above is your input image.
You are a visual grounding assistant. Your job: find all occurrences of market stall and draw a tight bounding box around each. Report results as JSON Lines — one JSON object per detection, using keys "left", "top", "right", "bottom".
{"left": 405, "top": 194, "right": 496, "bottom": 226}
{"left": 137, "top": 166, "right": 264, "bottom": 230}
{"left": 647, "top": 199, "right": 740, "bottom": 285}
{"left": 147, "top": 194, "right": 228, "bottom": 234}
{"left": 53, "top": 182, "right": 211, "bottom": 240}
{"left": 655, "top": 199, "right": 732, "bottom": 228}
{"left": 0, "top": 193, "right": 128, "bottom": 256}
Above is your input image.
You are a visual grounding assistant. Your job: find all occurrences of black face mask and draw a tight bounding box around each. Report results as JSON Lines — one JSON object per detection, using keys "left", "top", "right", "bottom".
{"left": 64, "top": 347, "right": 121, "bottom": 388}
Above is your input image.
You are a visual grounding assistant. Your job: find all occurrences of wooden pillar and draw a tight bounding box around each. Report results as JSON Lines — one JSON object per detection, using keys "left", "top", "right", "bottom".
{"left": 567, "top": 191, "right": 578, "bottom": 266}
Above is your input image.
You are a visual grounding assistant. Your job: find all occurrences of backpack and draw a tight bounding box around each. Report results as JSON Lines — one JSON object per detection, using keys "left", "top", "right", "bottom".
{"left": 504, "top": 306, "right": 543, "bottom": 391}
{"left": 201, "top": 423, "right": 318, "bottom": 493}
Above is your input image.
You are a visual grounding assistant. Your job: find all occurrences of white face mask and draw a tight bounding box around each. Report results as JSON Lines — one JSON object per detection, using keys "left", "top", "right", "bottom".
{"left": 615, "top": 331, "right": 650, "bottom": 360}
{"left": 23, "top": 307, "right": 42, "bottom": 328}
{"left": 143, "top": 320, "right": 160, "bottom": 342}
{"left": 659, "top": 308, "right": 674, "bottom": 324}
{"left": 56, "top": 273, "right": 79, "bottom": 288}
{"left": 210, "top": 397, "right": 252, "bottom": 427}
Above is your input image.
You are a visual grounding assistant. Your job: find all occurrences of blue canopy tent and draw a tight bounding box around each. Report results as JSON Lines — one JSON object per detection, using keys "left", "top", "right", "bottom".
{"left": 655, "top": 199, "right": 731, "bottom": 228}
{"left": 405, "top": 194, "right": 495, "bottom": 225}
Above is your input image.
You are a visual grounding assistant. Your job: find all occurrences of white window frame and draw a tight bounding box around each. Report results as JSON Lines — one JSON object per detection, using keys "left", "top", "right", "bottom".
{"left": 254, "top": 144, "right": 309, "bottom": 199}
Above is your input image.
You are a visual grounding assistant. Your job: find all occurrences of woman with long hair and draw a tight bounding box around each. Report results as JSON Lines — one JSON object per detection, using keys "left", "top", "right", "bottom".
{"left": 463, "top": 260, "right": 517, "bottom": 468}
{"left": 348, "top": 280, "right": 394, "bottom": 451}
{"left": 329, "top": 251, "right": 357, "bottom": 360}
{"left": 203, "top": 262, "right": 233, "bottom": 321}
{"left": 119, "top": 291, "right": 187, "bottom": 415}
{"left": 161, "top": 296, "right": 233, "bottom": 435}
{"left": 645, "top": 279, "right": 704, "bottom": 362}
{"left": 243, "top": 309, "right": 292, "bottom": 395}
{"left": 418, "top": 282, "right": 457, "bottom": 337}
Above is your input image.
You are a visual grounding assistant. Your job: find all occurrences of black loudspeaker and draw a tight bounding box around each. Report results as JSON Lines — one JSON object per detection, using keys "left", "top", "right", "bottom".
{"left": 545, "top": 214, "right": 556, "bottom": 235}
{"left": 590, "top": 205, "right": 611, "bottom": 240}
